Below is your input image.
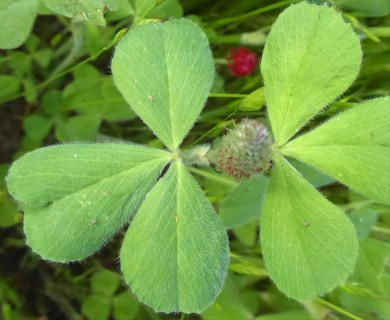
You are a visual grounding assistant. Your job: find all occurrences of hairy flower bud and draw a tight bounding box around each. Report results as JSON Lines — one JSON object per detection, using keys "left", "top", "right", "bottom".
{"left": 216, "top": 119, "right": 274, "bottom": 179}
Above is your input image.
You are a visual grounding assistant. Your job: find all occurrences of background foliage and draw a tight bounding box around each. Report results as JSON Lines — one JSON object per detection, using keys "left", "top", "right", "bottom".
{"left": 1, "top": 0, "right": 389, "bottom": 319}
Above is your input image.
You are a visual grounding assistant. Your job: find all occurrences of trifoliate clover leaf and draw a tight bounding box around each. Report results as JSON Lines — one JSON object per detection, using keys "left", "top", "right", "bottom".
{"left": 6, "top": 18, "right": 229, "bottom": 314}
{"left": 260, "top": 1, "right": 389, "bottom": 301}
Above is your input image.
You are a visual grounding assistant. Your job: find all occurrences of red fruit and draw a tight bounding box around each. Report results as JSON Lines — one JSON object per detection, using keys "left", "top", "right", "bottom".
{"left": 227, "top": 48, "right": 258, "bottom": 77}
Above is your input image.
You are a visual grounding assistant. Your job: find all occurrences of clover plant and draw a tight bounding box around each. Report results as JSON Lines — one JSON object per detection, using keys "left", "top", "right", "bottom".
{"left": 0, "top": 0, "right": 119, "bottom": 49}
{"left": 6, "top": 1, "right": 390, "bottom": 314}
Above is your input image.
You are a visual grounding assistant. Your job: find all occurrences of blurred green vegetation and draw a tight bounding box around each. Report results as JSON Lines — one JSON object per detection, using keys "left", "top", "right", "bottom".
{"left": 0, "top": 0, "right": 389, "bottom": 319}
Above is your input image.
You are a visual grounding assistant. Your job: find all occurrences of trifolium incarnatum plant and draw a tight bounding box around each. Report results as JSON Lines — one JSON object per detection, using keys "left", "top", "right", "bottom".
{"left": 5, "top": 1, "right": 390, "bottom": 314}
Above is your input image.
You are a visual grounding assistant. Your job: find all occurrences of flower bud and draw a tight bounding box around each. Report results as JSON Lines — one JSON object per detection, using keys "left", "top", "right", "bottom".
{"left": 216, "top": 119, "right": 274, "bottom": 179}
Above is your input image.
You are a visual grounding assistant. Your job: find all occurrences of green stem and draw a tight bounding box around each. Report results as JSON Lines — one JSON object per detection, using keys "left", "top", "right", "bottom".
{"left": 315, "top": 297, "right": 363, "bottom": 320}
{"left": 188, "top": 167, "right": 238, "bottom": 187}
{"left": 188, "top": 108, "right": 238, "bottom": 147}
{"left": 372, "top": 226, "right": 390, "bottom": 235}
{"left": 369, "top": 27, "right": 390, "bottom": 37}
{"left": 187, "top": 118, "right": 234, "bottom": 148}
{"left": 211, "top": 0, "right": 294, "bottom": 28}
{"left": 214, "top": 58, "right": 228, "bottom": 65}
{"left": 209, "top": 34, "right": 242, "bottom": 44}
{"left": 50, "top": 19, "right": 85, "bottom": 77}
{"left": 45, "top": 285, "right": 83, "bottom": 320}
{"left": 343, "top": 13, "right": 381, "bottom": 42}
{"left": 179, "top": 313, "right": 187, "bottom": 320}
{"left": 340, "top": 200, "right": 374, "bottom": 211}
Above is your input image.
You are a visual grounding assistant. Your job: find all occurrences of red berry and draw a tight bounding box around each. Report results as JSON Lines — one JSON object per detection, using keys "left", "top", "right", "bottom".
{"left": 227, "top": 48, "right": 258, "bottom": 77}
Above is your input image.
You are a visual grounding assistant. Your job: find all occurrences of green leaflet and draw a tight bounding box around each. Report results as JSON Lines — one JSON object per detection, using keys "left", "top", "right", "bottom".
{"left": 121, "top": 161, "right": 229, "bottom": 313}
{"left": 0, "top": 75, "right": 20, "bottom": 100}
{"left": 90, "top": 269, "right": 121, "bottom": 296}
{"left": 131, "top": 0, "right": 183, "bottom": 20}
{"left": 23, "top": 115, "right": 54, "bottom": 142}
{"left": 42, "top": 0, "right": 117, "bottom": 26}
{"left": 55, "top": 115, "right": 101, "bottom": 142}
{"left": 261, "top": 1, "right": 362, "bottom": 145}
{"left": 82, "top": 294, "right": 111, "bottom": 320}
{"left": 113, "top": 291, "right": 140, "bottom": 320}
{"left": 335, "top": 0, "right": 390, "bottom": 17}
{"left": 239, "top": 87, "right": 266, "bottom": 111}
{"left": 7, "top": 143, "right": 170, "bottom": 206}
{"left": 349, "top": 208, "right": 378, "bottom": 239}
{"left": 283, "top": 97, "right": 390, "bottom": 204}
{"left": 220, "top": 175, "right": 269, "bottom": 229}
{"left": 63, "top": 65, "right": 136, "bottom": 122}
{"left": 7, "top": 144, "right": 170, "bottom": 261}
{"left": 112, "top": 18, "right": 214, "bottom": 151}
{"left": 289, "top": 159, "right": 336, "bottom": 188}
{"left": 202, "top": 275, "right": 253, "bottom": 320}
{"left": 0, "top": 0, "right": 39, "bottom": 49}
{"left": 340, "top": 238, "right": 390, "bottom": 318}
{"left": 260, "top": 157, "right": 358, "bottom": 301}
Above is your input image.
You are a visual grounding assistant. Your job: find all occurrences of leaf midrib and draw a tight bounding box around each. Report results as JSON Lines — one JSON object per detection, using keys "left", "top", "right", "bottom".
{"left": 161, "top": 26, "right": 175, "bottom": 150}
{"left": 24, "top": 157, "right": 169, "bottom": 208}
{"left": 277, "top": 7, "right": 322, "bottom": 144}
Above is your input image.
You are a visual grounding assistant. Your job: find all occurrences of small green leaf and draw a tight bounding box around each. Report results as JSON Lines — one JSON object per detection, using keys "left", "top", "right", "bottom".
{"left": 99, "top": 78, "right": 136, "bottom": 121}
{"left": 131, "top": 0, "right": 183, "bottom": 20}
{"left": 349, "top": 238, "right": 390, "bottom": 294}
{"left": 130, "top": 0, "right": 158, "bottom": 19}
{"left": 283, "top": 97, "right": 390, "bottom": 204}
{"left": 0, "top": 0, "right": 39, "bottom": 49}
{"left": 335, "top": 0, "right": 390, "bottom": 17}
{"left": 145, "top": 0, "right": 183, "bottom": 19}
{"left": 43, "top": 0, "right": 117, "bottom": 26}
{"left": 23, "top": 115, "right": 53, "bottom": 142}
{"left": 260, "top": 157, "right": 358, "bottom": 301}
{"left": 91, "top": 269, "right": 121, "bottom": 296}
{"left": 0, "top": 76, "right": 20, "bottom": 100}
{"left": 349, "top": 208, "right": 377, "bottom": 239}
{"left": 106, "top": 0, "right": 134, "bottom": 21}
{"left": 202, "top": 275, "right": 252, "bottom": 320}
{"left": 41, "top": 90, "right": 64, "bottom": 116}
{"left": 229, "top": 254, "right": 267, "bottom": 277}
{"left": 233, "top": 220, "right": 258, "bottom": 247}
{"left": 82, "top": 294, "right": 111, "bottom": 320}
{"left": 112, "top": 291, "right": 140, "bottom": 320}
{"left": 23, "top": 78, "right": 37, "bottom": 103}
{"left": 55, "top": 115, "right": 101, "bottom": 142}
{"left": 33, "top": 49, "right": 52, "bottom": 68}
{"left": 220, "top": 175, "right": 268, "bottom": 229}
{"left": 120, "top": 161, "right": 229, "bottom": 313}
{"left": 239, "top": 87, "right": 266, "bottom": 111}
{"left": 340, "top": 238, "right": 390, "bottom": 319}
{"left": 261, "top": 2, "right": 362, "bottom": 145}
{"left": 112, "top": 18, "right": 214, "bottom": 151}
{"left": 289, "top": 159, "right": 336, "bottom": 188}
{"left": 6, "top": 144, "right": 170, "bottom": 261}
